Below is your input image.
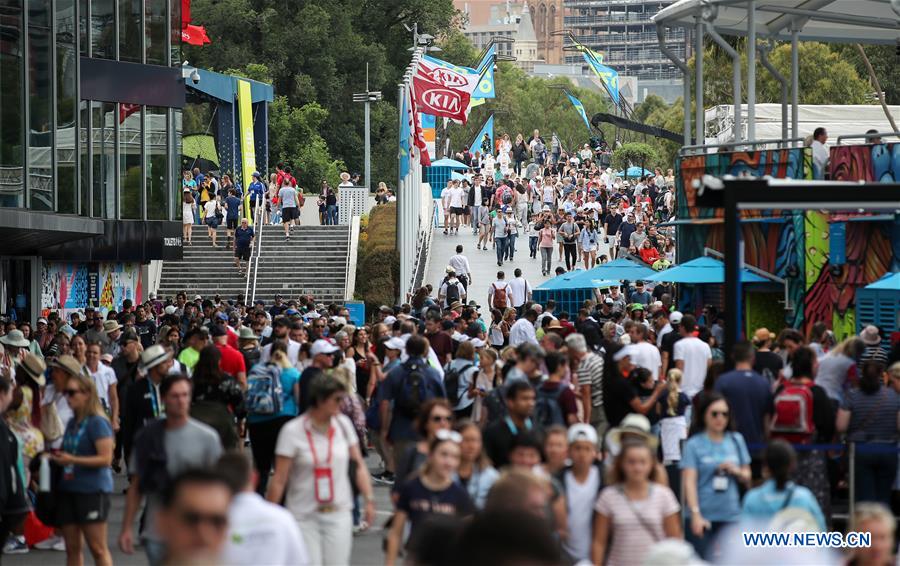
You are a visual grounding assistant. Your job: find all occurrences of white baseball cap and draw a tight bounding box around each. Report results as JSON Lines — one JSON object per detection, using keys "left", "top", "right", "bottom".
{"left": 669, "top": 311, "right": 683, "bottom": 324}
{"left": 567, "top": 423, "right": 599, "bottom": 446}
{"left": 310, "top": 339, "right": 339, "bottom": 357}
{"left": 384, "top": 337, "right": 406, "bottom": 351}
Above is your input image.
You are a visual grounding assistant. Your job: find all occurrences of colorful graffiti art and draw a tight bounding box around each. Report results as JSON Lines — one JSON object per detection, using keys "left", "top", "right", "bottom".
{"left": 830, "top": 143, "right": 900, "bottom": 182}
{"left": 41, "top": 262, "right": 142, "bottom": 317}
{"left": 41, "top": 263, "right": 89, "bottom": 310}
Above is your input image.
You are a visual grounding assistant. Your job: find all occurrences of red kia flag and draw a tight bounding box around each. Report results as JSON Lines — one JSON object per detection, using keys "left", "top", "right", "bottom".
{"left": 182, "top": 24, "right": 211, "bottom": 46}
{"left": 406, "top": 83, "right": 430, "bottom": 166}
{"left": 411, "top": 60, "right": 479, "bottom": 124}
{"left": 119, "top": 103, "right": 140, "bottom": 124}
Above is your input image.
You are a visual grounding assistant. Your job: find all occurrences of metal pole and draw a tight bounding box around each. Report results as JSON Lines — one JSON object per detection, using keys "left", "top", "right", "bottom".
{"left": 747, "top": 0, "right": 756, "bottom": 142}
{"left": 705, "top": 23, "right": 741, "bottom": 143}
{"left": 791, "top": 26, "right": 800, "bottom": 145}
{"left": 848, "top": 442, "right": 856, "bottom": 520}
{"left": 695, "top": 17, "right": 704, "bottom": 146}
{"left": 656, "top": 26, "right": 691, "bottom": 145}
{"left": 364, "top": 100, "right": 371, "bottom": 190}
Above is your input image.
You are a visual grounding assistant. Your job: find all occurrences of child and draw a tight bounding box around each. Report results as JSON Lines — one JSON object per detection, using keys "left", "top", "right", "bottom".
{"left": 556, "top": 424, "right": 604, "bottom": 563}
{"left": 658, "top": 368, "right": 689, "bottom": 500}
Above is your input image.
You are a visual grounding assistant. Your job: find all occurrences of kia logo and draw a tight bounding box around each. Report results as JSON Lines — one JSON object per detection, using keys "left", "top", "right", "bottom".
{"left": 426, "top": 67, "right": 468, "bottom": 88}
{"left": 422, "top": 88, "right": 463, "bottom": 113}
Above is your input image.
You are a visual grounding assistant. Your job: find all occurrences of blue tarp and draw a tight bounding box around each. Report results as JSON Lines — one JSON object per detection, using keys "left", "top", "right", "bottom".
{"left": 564, "top": 258, "right": 657, "bottom": 286}
{"left": 615, "top": 166, "right": 653, "bottom": 178}
{"left": 644, "top": 256, "right": 770, "bottom": 284}
{"left": 535, "top": 270, "right": 620, "bottom": 291}
{"left": 864, "top": 272, "right": 900, "bottom": 290}
{"left": 450, "top": 171, "right": 470, "bottom": 181}
{"left": 429, "top": 158, "right": 469, "bottom": 169}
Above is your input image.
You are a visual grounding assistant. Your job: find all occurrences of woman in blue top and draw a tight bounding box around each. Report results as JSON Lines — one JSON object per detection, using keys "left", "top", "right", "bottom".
{"left": 741, "top": 439, "right": 826, "bottom": 531}
{"left": 681, "top": 392, "right": 751, "bottom": 561}
{"left": 247, "top": 341, "right": 300, "bottom": 495}
{"left": 52, "top": 371, "right": 114, "bottom": 566}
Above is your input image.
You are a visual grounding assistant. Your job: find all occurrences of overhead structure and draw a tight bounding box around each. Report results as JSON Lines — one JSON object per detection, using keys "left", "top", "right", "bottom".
{"left": 644, "top": 256, "right": 771, "bottom": 284}
{"left": 653, "top": 0, "right": 900, "bottom": 149}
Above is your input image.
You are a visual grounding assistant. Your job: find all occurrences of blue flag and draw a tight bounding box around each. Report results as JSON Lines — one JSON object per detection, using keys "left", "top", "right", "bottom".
{"left": 582, "top": 51, "right": 619, "bottom": 104}
{"left": 469, "top": 114, "right": 494, "bottom": 154}
{"left": 566, "top": 92, "right": 592, "bottom": 133}
{"left": 399, "top": 89, "right": 410, "bottom": 178}
{"left": 422, "top": 53, "right": 495, "bottom": 99}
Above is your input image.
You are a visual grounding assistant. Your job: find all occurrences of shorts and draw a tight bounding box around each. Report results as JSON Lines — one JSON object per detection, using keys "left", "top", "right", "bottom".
{"left": 56, "top": 492, "right": 111, "bottom": 525}
{"left": 450, "top": 207, "right": 465, "bottom": 215}
{"left": 282, "top": 207, "right": 298, "bottom": 221}
{"left": 235, "top": 246, "right": 251, "bottom": 260}
{"left": 226, "top": 217, "right": 238, "bottom": 230}
{"left": 206, "top": 218, "right": 219, "bottom": 229}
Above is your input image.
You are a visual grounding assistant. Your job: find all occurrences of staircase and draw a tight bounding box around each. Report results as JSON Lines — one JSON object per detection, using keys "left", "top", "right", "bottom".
{"left": 157, "top": 224, "right": 351, "bottom": 304}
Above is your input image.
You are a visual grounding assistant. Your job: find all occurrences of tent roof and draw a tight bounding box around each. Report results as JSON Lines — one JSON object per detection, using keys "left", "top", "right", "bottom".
{"left": 654, "top": 0, "right": 900, "bottom": 45}
{"left": 563, "top": 259, "right": 657, "bottom": 287}
{"left": 864, "top": 272, "right": 900, "bottom": 290}
{"left": 535, "top": 271, "right": 620, "bottom": 291}
{"left": 644, "top": 256, "right": 771, "bottom": 284}
{"left": 429, "top": 158, "right": 470, "bottom": 169}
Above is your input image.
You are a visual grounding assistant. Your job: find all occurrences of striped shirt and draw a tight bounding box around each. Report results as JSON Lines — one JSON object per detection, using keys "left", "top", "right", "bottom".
{"left": 860, "top": 345, "right": 889, "bottom": 368}
{"left": 841, "top": 386, "right": 900, "bottom": 443}
{"left": 577, "top": 352, "right": 605, "bottom": 409}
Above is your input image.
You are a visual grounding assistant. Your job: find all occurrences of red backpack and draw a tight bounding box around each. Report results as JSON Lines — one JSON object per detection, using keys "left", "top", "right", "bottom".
{"left": 771, "top": 379, "right": 815, "bottom": 444}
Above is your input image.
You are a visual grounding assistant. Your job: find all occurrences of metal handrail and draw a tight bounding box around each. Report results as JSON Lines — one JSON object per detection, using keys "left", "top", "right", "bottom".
{"left": 679, "top": 136, "right": 806, "bottom": 156}
{"left": 835, "top": 131, "right": 900, "bottom": 144}
{"left": 243, "top": 201, "right": 261, "bottom": 301}
{"left": 343, "top": 214, "right": 353, "bottom": 301}
{"left": 250, "top": 201, "right": 264, "bottom": 304}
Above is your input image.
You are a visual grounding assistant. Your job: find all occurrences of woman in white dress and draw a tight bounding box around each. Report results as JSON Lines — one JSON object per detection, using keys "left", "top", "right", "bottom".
{"left": 181, "top": 190, "right": 196, "bottom": 245}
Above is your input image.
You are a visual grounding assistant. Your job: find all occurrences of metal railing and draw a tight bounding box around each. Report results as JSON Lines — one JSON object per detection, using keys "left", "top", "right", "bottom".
{"left": 244, "top": 201, "right": 264, "bottom": 303}
{"left": 343, "top": 216, "right": 353, "bottom": 300}
{"left": 679, "top": 136, "right": 807, "bottom": 156}
{"left": 835, "top": 131, "right": 900, "bottom": 144}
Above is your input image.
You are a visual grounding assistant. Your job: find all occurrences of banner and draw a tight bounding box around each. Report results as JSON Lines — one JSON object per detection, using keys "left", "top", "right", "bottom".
{"left": 470, "top": 114, "right": 494, "bottom": 155}
{"left": 420, "top": 113, "right": 436, "bottom": 161}
{"left": 423, "top": 46, "right": 495, "bottom": 99}
{"left": 407, "top": 83, "right": 430, "bottom": 166}
{"left": 182, "top": 24, "right": 211, "bottom": 45}
{"left": 582, "top": 51, "right": 619, "bottom": 104}
{"left": 237, "top": 80, "right": 257, "bottom": 221}
{"left": 412, "top": 59, "right": 480, "bottom": 123}
{"left": 565, "top": 92, "right": 592, "bottom": 133}
{"left": 399, "top": 88, "right": 411, "bottom": 178}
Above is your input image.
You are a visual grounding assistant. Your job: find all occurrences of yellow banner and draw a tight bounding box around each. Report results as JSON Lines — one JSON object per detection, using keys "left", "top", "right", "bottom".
{"left": 237, "top": 80, "right": 257, "bottom": 223}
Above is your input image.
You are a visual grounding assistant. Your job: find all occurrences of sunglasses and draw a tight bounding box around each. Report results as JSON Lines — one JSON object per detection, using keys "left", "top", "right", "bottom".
{"left": 710, "top": 410, "right": 729, "bottom": 418}
{"left": 430, "top": 414, "right": 453, "bottom": 423}
{"left": 435, "top": 429, "right": 463, "bottom": 443}
{"left": 63, "top": 388, "right": 82, "bottom": 397}
{"left": 177, "top": 510, "right": 228, "bottom": 530}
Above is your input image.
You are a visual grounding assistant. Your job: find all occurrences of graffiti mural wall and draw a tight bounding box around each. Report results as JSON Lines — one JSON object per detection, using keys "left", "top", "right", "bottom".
{"left": 676, "top": 144, "right": 900, "bottom": 339}
{"left": 42, "top": 262, "right": 143, "bottom": 318}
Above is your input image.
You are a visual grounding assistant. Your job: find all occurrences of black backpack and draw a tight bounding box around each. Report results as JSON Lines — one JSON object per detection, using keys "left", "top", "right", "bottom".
{"left": 395, "top": 362, "right": 429, "bottom": 418}
{"left": 443, "top": 362, "right": 472, "bottom": 407}
{"left": 534, "top": 385, "right": 566, "bottom": 427}
{"left": 445, "top": 281, "right": 461, "bottom": 306}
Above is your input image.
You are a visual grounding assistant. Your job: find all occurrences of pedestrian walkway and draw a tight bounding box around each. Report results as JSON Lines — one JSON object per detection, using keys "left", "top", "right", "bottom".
{"left": 425, "top": 217, "right": 554, "bottom": 306}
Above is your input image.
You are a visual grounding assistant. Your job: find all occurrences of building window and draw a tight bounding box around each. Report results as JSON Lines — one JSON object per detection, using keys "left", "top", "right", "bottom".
{"left": 171, "top": 0, "right": 181, "bottom": 65}
{"left": 57, "top": 0, "right": 78, "bottom": 214}
{"left": 119, "top": 104, "right": 142, "bottom": 218}
{"left": 91, "top": 0, "right": 115, "bottom": 59}
{"left": 92, "top": 101, "right": 116, "bottom": 218}
{"left": 79, "top": 0, "right": 88, "bottom": 55}
{"left": 145, "top": 106, "right": 168, "bottom": 220}
{"left": 29, "top": 0, "right": 54, "bottom": 211}
{"left": 80, "top": 101, "right": 90, "bottom": 216}
{"left": 0, "top": 0, "right": 25, "bottom": 208}
{"left": 119, "top": 0, "right": 142, "bottom": 62}
{"left": 146, "top": 0, "right": 167, "bottom": 65}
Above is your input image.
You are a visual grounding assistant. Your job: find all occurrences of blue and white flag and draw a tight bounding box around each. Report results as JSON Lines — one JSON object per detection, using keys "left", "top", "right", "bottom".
{"left": 469, "top": 114, "right": 494, "bottom": 154}
{"left": 566, "top": 92, "right": 592, "bottom": 133}
{"left": 582, "top": 50, "right": 619, "bottom": 104}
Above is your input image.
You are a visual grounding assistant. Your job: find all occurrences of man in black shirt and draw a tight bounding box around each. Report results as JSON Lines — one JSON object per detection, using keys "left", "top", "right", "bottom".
{"left": 660, "top": 311, "right": 683, "bottom": 377}
{"left": 575, "top": 309, "right": 602, "bottom": 351}
{"left": 483, "top": 381, "right": 537, "bottom": 468}
{"left": 133, "top": 306, "right": 157, "bottom": 349}
{"left": 652, "top": 282, "right": 673, "bottom": 302}
{"left": 752, "top": 327, "right": 784, "bottom": 385}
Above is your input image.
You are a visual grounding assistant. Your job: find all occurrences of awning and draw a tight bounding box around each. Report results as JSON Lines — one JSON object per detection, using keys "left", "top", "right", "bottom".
{"left": 0, "top": 209, "right": 104, "bottom": 255}
{"left": 535, "top": 271, "right": 620, "bottom": 291}
{"left": 645, "top": 256, "right": 772, "bottom": 284}
{"left": 653, "top": 0, "right": 900, "bottom": 45}
{"left": 864, "top": 272, "right": 900, "bottom": 290}
{"left": 428, "top": 158, "right": 470, "bottom": 170}
{"left": 564, "top": 258, "right": 658, "bottom": 286}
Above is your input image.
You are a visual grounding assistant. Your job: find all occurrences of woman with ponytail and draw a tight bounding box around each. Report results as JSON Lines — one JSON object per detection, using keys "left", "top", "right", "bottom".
{"left": 741, "top": 439, "right": 825, "bottom": 530}
{"left": 659, "top": 368, "right": 689, "bottom": 500}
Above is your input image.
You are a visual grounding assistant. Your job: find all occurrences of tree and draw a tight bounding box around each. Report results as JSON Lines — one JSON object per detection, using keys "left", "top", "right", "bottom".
{"left": 612, "top": 142, "right": 659, "bottom": 174}
{"left": 837, "top": 44, "right": 900, "bottom": 105}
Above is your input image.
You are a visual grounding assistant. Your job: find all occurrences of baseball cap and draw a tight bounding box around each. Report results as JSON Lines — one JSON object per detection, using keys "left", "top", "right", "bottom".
{"left": 310, "top": 339, "right": 339, "bottom": 357}
{"left": 164, "top": 305, "right": 177, "bottom": 315}
{"left": 384, "top": 337, "right": 406, "bottom": 351}
{"left": 215, "top": 312, "right": 229, "bottom": 321}
{"left": 446, "top": 266, "right": 456, "bottom": 274}
{"left": 669, "top": 311, "right": 683, "bottom": 324}
{"left": 567, "top": 424, "right": 598, "bottom": 446}
{"left": 613, "top": 345, "right": 636, "bottom": 362}
{"left": 604, "top": 297, "right": 614, "bottom": 305}
{"left": 209, "top": 324, "right": 227, "bottom": 337}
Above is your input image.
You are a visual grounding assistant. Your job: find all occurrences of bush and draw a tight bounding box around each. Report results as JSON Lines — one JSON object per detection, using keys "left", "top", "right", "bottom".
{"left": 355, "top": 203, "right": 398, "bottom": 316}
{"left": 611, "top": 142, "right": 659, "bottom": 173}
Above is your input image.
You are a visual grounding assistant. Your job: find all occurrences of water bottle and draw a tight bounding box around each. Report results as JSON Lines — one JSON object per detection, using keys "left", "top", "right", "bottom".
{"left": 39, "top": 455, "right": 51, "bottom": 492}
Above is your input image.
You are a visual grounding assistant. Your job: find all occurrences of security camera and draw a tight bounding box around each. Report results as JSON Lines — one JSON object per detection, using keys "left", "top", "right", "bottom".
{"left": 190, "top": 69, "right": 200, "bottom": 84}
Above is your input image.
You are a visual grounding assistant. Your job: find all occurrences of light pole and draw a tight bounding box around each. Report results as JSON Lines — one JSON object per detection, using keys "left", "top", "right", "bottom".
{"left": 353, "top": 63, "right": 381, "bottom": 190}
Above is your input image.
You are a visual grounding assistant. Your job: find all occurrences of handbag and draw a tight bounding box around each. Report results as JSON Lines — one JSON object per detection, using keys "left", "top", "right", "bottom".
{"left": 33, "top": 455, "right": 63, "bottom": 528}
{"left": 40, "top": 401, "right": 64, "bottom": 443}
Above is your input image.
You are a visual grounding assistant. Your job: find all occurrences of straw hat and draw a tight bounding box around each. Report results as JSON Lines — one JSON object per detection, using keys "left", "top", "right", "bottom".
{"left": 49, "top": 355, "right": 84, "bottom": 378}
{"left": 860, "top": 325, "right": 882, "bottom": 346}
{"left": 0, "top": 330, "right": 29, "bottom": 348}
{"left": 607, "top": 413, "right": 658, "bottom": 449}
{"left": 20, "top": 353, "right": 47, "bottom": 386}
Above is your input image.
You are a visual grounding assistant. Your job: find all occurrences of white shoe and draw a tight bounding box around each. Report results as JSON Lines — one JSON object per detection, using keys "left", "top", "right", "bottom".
{"left": 34, "top": 535, "right": 65, "bottom": 551}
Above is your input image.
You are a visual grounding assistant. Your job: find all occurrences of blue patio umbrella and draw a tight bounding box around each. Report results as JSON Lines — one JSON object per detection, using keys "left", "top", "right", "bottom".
{"left": 563, "top": 258, "right": 657, "bottom": 287}
{"left": 535, "top": 270, "right": 620, "bottom": 291}
{"left": 615, "top": 166, "right": 654, "bottom": 178}
{"left": 450, "top": 171, "right": 470, "bottom": 181}
{"left": 429, "top": 158, "right": 470, "bottom": 169}
{"left": 644, "top": 256, "right": 771, "bottom": 284}
{"left": 864, "top": 272, "right": 900, "bottom": 290}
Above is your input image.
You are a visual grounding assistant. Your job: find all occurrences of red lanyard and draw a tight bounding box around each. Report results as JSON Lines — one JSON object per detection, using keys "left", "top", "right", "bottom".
{"left": 305, "top": 419, "right": 335, "bottom": 468}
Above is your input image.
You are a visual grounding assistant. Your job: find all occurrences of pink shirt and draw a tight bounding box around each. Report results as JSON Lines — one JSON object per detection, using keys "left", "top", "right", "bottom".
{"left": 539, "top": 227, "right": 556, "bottom": 248}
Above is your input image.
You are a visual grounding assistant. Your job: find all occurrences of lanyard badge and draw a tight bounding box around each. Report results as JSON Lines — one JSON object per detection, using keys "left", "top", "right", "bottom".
{"left": 63, "top": 419, "right": 88, "bottom": 480}
{"left": 306, "top": 422, "right": 335, "bottom": 505}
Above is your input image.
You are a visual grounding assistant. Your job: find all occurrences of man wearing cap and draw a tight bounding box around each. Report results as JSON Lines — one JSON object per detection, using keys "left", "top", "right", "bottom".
{"left": 438, "top": 267, "right": 467, "bottom": 310}
{"left": 248, "top": 171, "right": 265, "bottom": 214}
{"left": 607, "top": 286, "right": 627, "bottom": 314}
{"left": 557, "top": 424, "right": 603, "bottom": 563}
{"left": 576, "top": 309, "right": 602, "bottom": 351}
{"left": 605, "top": 346, "right": 666, "bottom": 428}
{"left": 269, "top": 295, "right": 288, "bottom": 318}
{"left": 660, "top": 311, "right": 683, "bottom": 377}
{"left": 595, "top": 297, "right": 615, "bottom": 328}
{"left": 296, "top": 339, "right": 341, "bottom": 415}
{"left": 259, "top": 318, "right": 300, "bottom": 366}
{"left": 211, "top": 324, "right": 247, "bottom": 387}
{"left": 234, "top": 218, "right": 255, "bottom": 275}
{"left": 629, "top": 281, "right": 652, "bottom": 307}
{"left": 122, "top": 345, "right": 174, "bottom": 458}
{"left": 177, "top": 327, "right": 208, "bottom": 375}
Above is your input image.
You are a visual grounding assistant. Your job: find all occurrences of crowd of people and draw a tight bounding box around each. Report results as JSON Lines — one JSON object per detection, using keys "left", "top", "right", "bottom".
{"left": 440, "top": 129, "right": 677, "bottom": 276}
{"left": 1, "top": 279, "right": 900, "bottom": 564}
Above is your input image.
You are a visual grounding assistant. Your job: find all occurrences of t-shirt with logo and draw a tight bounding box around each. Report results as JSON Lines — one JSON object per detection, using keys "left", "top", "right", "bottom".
{"left": 396, "top": 476, "right": 475, "bottom": 548}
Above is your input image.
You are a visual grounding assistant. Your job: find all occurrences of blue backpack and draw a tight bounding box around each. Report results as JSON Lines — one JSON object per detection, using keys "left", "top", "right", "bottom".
{"left": 245, "top": 363, "right": 284, "bottom": 416}
{"left": 534, "top": 385, "right": 566, "bottom": 428}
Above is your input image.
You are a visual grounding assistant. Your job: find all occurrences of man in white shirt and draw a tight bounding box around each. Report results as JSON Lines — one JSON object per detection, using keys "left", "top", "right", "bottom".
{"left": 259, "top": 318, "right": 301, "bottom": 365}
{"left": 446, "top": 180, "right": 466, "bottom": 234}
{"left": 438, "top": 267, "right": 467, "bottom": 309}
{"left": 673, "top": 314, "right": 712, "bottom": 398}
{"left": 487, "top": 271, "right": 512, "bottom": 310}
{"left": 447, "top": 244, "right": 472, "bottom": 290}
{"left": 507, "top": 268, "right": 531, "bottom": 315}
{"left": 536, "top": 299, "right": 557, "bottom": 326}
{"left": 810, "top": 127, "right": 829, "bottom": 180}
{"left": 627, "top": 324, "right": 662, "bottom": 381}
{"left": 440, "top": 183, "right": 451, "bottom": 234}
{"left": 220, "top": 452, "right": 309, "bottom": 566}
{"left": 509, "top": 308, "right": 539, "bottom": 346}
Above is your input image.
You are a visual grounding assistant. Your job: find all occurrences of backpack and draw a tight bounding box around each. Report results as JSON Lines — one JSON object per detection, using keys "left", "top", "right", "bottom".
{"left": 445, "top": 281, "right": 461, "bottom": 306}
{"left": 771, "top": 380, "right": 815, "bottom": 444}
{"left": 492, "top": 283, "right": 508, "bottom": 309}
{"left": 395, "top": 362, "right": 431, "bottom": 419}
{"left": 534, "top": 385, "right": 566, "bottom": 428}
{"left": 502, "top": 187, "right": 513, "bottom": 204}
{"left": 443, "top": 363, "right": 473, "bottom": 407}
{"left": 484, "top": 386, "right": 508, "bottom": 424}
{"left": 245, "top": 363, "right": 284, "bottom": 416}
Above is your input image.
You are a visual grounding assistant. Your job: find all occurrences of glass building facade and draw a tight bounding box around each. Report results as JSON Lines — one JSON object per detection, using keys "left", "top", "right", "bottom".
{"left": 0, "top": 0, "right": 182, "bottom": 221}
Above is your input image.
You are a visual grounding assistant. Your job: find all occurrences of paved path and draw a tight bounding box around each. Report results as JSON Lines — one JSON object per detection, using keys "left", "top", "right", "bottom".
{"left": 424, "top": 215, "right": 565, "bottom": 307}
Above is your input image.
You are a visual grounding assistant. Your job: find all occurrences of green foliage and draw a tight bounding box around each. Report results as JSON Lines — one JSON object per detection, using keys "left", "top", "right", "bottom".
{"left": 355, "top": 203, "right": 399, "bottom": 310}
{"left": 266, "top": 96, "right": 344, "bottom": 190}
{"left": 837, "top": 45, "right": 900, "bottom": 105}
{"left": 612, "top": 142, "right": 659, "bottom": 172}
